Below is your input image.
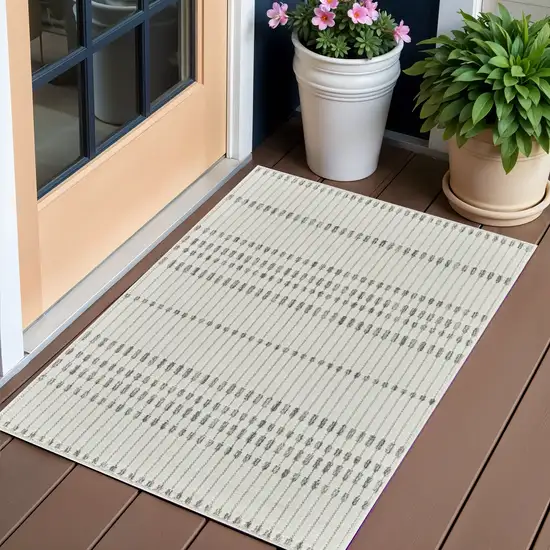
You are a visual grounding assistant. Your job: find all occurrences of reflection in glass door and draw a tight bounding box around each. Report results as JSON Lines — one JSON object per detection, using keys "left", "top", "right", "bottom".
{"left": 29, "top": 0, "right": 193, "bottom": 196}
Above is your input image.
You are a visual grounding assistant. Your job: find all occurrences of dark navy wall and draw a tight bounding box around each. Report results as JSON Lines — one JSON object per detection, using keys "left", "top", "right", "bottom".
{"left": 253, "top": 0, "right": 441, "bottom": 146}
{"left": 253, "top": 0, "right": 301, "bottom": 147}
{"left": 382, "top": 0, "right": 441, "bottom": 137}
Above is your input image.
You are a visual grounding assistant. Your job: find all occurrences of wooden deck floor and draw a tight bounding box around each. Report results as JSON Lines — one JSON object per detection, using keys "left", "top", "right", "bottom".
{"left": 2, "top": 116, "right": 550, "bottom": 549}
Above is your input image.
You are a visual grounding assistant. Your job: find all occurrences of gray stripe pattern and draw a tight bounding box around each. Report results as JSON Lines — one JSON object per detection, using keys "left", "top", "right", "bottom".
{"left": 0, "top": 166, "right": 535, "bottom": 550}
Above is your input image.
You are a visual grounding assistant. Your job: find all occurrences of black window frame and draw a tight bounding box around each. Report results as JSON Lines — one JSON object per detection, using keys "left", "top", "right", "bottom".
{"left": 34, "top": 0, "right": 195, "bottom": 199}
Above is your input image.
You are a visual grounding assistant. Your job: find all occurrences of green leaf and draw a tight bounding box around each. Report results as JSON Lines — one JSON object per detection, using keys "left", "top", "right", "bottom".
{"left": 472, "top": 92, "right": 494, "bottom": 124}
{"left": 493, "top": 126, "right": 503, "bottom": 146}
{"left": 460, "top": 118, "right": 475, "bottom": 135}
{"left": 540, "top": 103, "right": 550, "bottom": 120}
{"left": 472, "top": 38, "right": 494, "bottom": 55}
{"left": 465, "top": 121, "right": 488, "bottom": 139}
{"left": 504, "top": 86, "right": 517, "bottom": 103}
{"left": 538, "top": 126, "right": 550, "bottom": 153}
{"left": 536, "top": 69, "right": 550, "bottom": 77}
{"left": 447, "top": 49, "right": 463, "bottom": 61}
{"left": 487, "top": 68, "right": 505, "bottom": 80}
{"left": 404, "top": 61, "right": 428, "bottom": 76}
{"left": 454, "top": 70, "right": 484, "bottom": 82}
{"left": 489, "top": 56, "right": 510, "bottom": 68}
{"left": 498, "top": 117, "right": 519, "bottom": 138}
{"left": 503, "top": 72, "right": 518, "bottom": 87}
{"left": 529, "top": 86, "right": 541, "bottom": 105}
{"left": 530, "top": 75, "right": 541, "bottom": 86}
{"left": 452, "top": 66, "right": 474, "bottom": 77}
{"left": 516, "top": 129, "right": 533, "bottom": 157}
{"left": 511, "top": 65, "right": 525, "bottom": 78}
{"left": 527, "top": 104, "right": 543, "bottom": 128}
{"left": 439, "top": 99, "right": 468, "bottom": 122}
{"left": 477, "top": 64, "right": 493, "bottom": 75}
{"left": 464, "top": 19, "right": 488, "bottom": 35}
{"left": 517, "top": 105, "right": 529, "bottom": 120}
{"left": 519, "top": 118, "right": 535, "bottom": 138}
{"left": 518, "top": 95, "right": 532, "bottom": 111}
{"left": 540, "top": 78, "right": 550, "bottom": 101}
{"left": 499, "top": 3, "right": 513, "bottom": 30}
{"left": 455, "top": 126, "right": 468, "bottom": 148}
{"left": 420, "top": 77, "right": 437, "bottom": 91}
{"left": 515, "top": 84, "right": 530, "bottom": 99}
{"left": 486, "top": 40, "right": 508, "bottom": 57}
{"left": 444, "top": 81, "right": 470, "bottom": 98}
{"left": 442, "top": 120, "right": 459, "bottom": 140}
{"left": 459, "top": 102, "right": 474, "bottom": 123}
{"left": 500, "top": 136, "right": 519, "bottom": 173}
{"left": 527, "top": 23, "right": 550, "bottom": 57}
{"left": 418, "top": 35, "right": 455, "bottom": 47}
{"left": 476, "top": 53, "right": 491, "bottom": 64}
{"left": 493, "top": 80, "right": 505, "bottom": 90}
{"left": 511, "top": 35, "right": 524, "bottom": 57}
{"left": 420, "top": 116, "right": 438, "bottom": 133}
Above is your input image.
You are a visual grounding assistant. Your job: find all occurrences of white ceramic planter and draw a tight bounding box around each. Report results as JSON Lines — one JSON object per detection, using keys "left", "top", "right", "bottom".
{"left": 292, "top": 33, "right": 403, "bottom": 181}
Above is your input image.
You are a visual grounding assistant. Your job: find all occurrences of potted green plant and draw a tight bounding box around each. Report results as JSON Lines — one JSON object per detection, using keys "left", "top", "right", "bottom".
{"left": 405, "top": 5, "right": 550, "bottom": 226}
{"left": 267, "top": 1, "right": 410, "bottom": 182}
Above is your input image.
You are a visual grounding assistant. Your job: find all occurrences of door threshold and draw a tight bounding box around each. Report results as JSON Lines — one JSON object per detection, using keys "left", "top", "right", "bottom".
{"left": 1, "top": 156, "right": 247, "bottom": 389}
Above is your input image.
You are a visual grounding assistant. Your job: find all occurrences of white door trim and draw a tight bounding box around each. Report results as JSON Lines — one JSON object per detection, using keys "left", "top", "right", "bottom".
{"left": 0, "top": 0, "right": 255, "bottom": 382}
{"left": 0, "top": 0, "right": 25, "bottom": 377}
{"left": 429, "top": 0, "right": 484, "bottom": 152}
{"left": 227, "top": 0, "right": 255, "bottom": 162}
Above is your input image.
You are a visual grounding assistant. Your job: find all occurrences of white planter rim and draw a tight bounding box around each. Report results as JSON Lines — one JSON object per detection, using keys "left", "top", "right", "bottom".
{"left": 291, "top": 32, "right": 403, "bottom": 66}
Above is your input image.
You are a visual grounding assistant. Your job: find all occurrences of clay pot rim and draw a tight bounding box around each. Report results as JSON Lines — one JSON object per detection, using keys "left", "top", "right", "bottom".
{"left": 442, "top": 171, "right": 550, "bottom": 221}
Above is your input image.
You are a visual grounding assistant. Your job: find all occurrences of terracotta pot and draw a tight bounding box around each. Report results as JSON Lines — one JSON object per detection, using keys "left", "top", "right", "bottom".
{"left": 443, "top": 131, "right": 550, "bottom": 226}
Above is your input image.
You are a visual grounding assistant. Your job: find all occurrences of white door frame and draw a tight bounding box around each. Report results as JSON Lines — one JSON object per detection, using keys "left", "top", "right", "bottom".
{"left": 0, "top": 0, "right": 255, "bottom": 380}
{"left": 429, "top": 0, "right": 484, "bottom": 152}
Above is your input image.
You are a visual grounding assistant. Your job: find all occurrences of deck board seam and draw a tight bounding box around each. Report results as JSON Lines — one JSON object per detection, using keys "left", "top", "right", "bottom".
{"left": 437, "top": 338, "right": 550, "bottom": 550}
{"left": 0, "top": 461, "right": 77, "bottom": 548}
{"left": 86, "top": 490, "right": 140, "bottom": 550}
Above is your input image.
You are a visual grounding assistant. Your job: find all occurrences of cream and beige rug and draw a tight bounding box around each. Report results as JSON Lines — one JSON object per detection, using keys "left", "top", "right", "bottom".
{"left": 0, "top": 167, "right": 535, "bottom": 550}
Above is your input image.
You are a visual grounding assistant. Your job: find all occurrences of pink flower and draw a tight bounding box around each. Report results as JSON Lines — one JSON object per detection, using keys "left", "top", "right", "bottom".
{"left": 348, "top": 1, "right": 378, "bottom": 25}
{"left": 267, "top": 2, "right": 288, "bottom": 29}
{"left": 394, "top": 20, "right": 411, "bottom": 43}
{"left": 362, "top": 0, "right": 379, "bottom": 22}
{"left": 312, "top": 6, "right": 336, "bottom": 30}
{"left": 320, "top": 0, "right": 339, "bottom": 9}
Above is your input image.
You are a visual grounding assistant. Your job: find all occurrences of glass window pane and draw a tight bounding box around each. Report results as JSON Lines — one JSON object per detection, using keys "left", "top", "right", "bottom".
{"left": 149, "top": 0, "right": 191, "bottom": 105}
{"left": 91, "top": 0, "right": 138, "bottom": 39}
{"left": 29, "top": 0, "right": 80, "bottom": 72}
{"left": 33, "top": 65, "right": 84, "bottom": 191}
{"left": 94, "top": 30, "right": 140, "bottom": 145}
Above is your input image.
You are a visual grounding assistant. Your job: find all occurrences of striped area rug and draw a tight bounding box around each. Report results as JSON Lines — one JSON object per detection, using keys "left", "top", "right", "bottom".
{"left": 0, "top": 166, "right": 535, "bottom": 550}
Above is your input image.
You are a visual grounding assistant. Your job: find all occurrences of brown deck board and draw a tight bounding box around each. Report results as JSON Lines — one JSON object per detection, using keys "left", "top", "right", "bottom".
{"left": 426, "top": 192, "right": 480, "bottom": 227}
{"left": 0, "top": 432, "right": 11, "bottom": 450}
{"left": 377, "top": 154, "right": 448, "bottom": 211}
{"left": 442, "top": 350, "right": 550, "bottom": 550}
{"left": 534, "top": 510, "right": 550, "bottom": 549}
{"left": 93, "top": 493, "right": 205, "bottom": 550}
{"left": 484, "top": 206, "right": 550, "bottom": 245}
{"left": 273, "top": 143, "right": 322, "bottom": 181}
{"left": 188, "top": 522, "right": 274, "bottom": 550}
{"left": 0, "top": 466, "right": 136, "bottom": 550}
{"left": 253, "top": 115, "right": 302, "bottom": 169}
{"left": 323, "top": 145, "right": 413, "bottom": 197}
{"left": 348, "top": 229, "right": 550, "bottom": 550}
{"left": 0, "top": 440, "right": 74, "bottom": 545}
